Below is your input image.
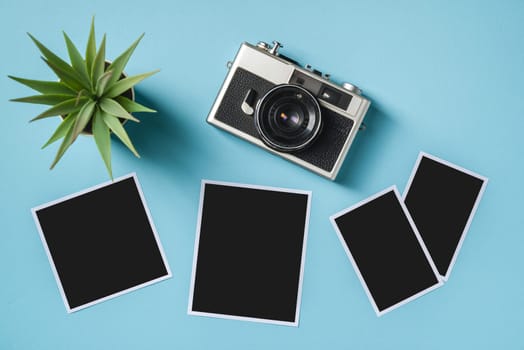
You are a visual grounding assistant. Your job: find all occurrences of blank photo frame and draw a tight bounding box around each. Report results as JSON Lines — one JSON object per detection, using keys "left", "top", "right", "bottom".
{"left": 188, "top": 180, "right": 311, "bottom": 326}
{"left": 330, "top": 187, "right": 443, "bottom": 316}
{"left": 32, "top": 174, "right": 171, "bottom": 312}
{"left": 403, "top": 152, "right": 488, "bottom": 280}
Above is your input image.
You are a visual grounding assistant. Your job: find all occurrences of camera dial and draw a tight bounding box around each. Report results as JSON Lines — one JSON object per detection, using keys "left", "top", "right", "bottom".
{"left": 342, "top": 82, "right": 362, "bottom": 95}
{"left": 257, "top": 41, "right": 270, "bottom": 50}
{"left": 255, "top": 84, "right": 322, "bottom": 152}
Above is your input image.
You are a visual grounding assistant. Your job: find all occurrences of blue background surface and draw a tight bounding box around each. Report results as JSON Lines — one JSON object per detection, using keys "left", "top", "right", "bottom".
{"left": 1, "top": 0, "right": 523, "bottom": 348}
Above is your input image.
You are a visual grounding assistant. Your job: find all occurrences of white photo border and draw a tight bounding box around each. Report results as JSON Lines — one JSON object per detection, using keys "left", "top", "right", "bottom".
{"left": 31, "top": 173, "right": 172, "bottom": 313}
{"left": 187, "top": 179, "right": 312, "bottom": 327}
{"left": 330, "top": 186, "right": 444, "bottom": 317}
{"left": 402, "top": 151, "right": 489, "bottom": 281}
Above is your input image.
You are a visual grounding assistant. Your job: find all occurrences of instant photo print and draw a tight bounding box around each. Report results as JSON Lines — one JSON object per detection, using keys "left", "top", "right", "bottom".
{"left": 188, "top": 181, "right": 311, "bottom": 326}
{"left": 32, "top": 174, "right": 171, "bottom": 312}
{"left": 403, "top": 152, "right": 488, "bottom": 280}
{"left": 330, "top": 187, "right": 443, "bottom": 316}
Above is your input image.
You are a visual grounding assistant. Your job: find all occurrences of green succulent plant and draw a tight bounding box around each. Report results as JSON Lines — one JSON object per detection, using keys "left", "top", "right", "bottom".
{"left": 9, "top": 18, "right": 158, "bottom": 179}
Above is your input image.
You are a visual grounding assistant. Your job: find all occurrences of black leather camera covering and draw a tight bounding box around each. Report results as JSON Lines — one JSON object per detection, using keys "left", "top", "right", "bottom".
{"left": 214, "top": 68, "right": 354, "bottom": 172}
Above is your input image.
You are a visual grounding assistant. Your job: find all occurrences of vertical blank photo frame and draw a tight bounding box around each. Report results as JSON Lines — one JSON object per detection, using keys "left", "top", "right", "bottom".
{"left": 403, "top": 152, "right": 488, "bottom": 280}
{"left": 330, "top": 187, "right": 443, "bottom": 316}
{"left": 32, "top": 174, "right": 171, "bottom": 312}
{"left": 188, "top": 180, "right": 311, "bottom": 326}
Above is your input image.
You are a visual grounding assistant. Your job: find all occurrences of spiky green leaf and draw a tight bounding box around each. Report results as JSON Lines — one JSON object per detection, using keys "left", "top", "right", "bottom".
{"left": 75, "top": 89, "right": 89, "bottom": 106}
{"left": 28, "top": 33, "right": 89, "bottom": 90}
{"left": 104, "top": 70, "right": 158, "bottom": 98}
{"left": 63, "top": 31, "right": 90, "bottom": 88}
{"left": 101, "top": 112, "right": 140, "bottom": 158}
{"left": 41, "top": 112, "right": 77, "bottom": 149}
{"left": 99, "top": 98, "right": 139, "bottom": 122}
{"left": 71, "top": 100, "right": 96, "bottom": 141}
{"left": 49, "top": 120, "right": 76, "bottom": 169}
{"left": 115, "top": 96, "right": 156, "bottom": 113}
{"left": 85, "top": 17, "right": 96, "bottom": 76}
{"left": 30, "top": 97, "right": 88, "bottom": 122}
{"left": 8, "top": 76, "right": 76, "bottom": 95}
{"left": 41, "top": 57, "right": 85, "bottom": 92}
{"left": 92, "top": 109, "right": 112, "bottom": 178}
{"left": 91, "top": 34, "right": 106, "bottom": 85}
{"left": 10, "top": 94, "right": 76, "bottom": 106}
{"left": 95, "top": 70, "right": 113, "bottom": 96}
{"left": 106, "top": 33, "right": 144, "bottom": 87}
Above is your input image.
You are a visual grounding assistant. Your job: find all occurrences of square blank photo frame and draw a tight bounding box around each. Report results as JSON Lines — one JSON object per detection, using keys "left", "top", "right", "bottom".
{"left": 188, "top": 180, "right": 311, "bottom": 326}
{"left": 330, "top": 186, "right": 443, "bottom": 316}
{"left": 403, "top": 152, "right": 488, "bottom": 280}
{"left": 32, "top": 174, "right": 171, "bottom": 312}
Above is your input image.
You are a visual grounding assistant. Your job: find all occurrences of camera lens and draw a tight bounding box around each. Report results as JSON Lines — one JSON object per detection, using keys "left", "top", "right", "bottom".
{"left": 255, "top": 84, "right": 322, "bottom": 152}
{"left": 274, "top": 104, "right": 303, "bottom": 130}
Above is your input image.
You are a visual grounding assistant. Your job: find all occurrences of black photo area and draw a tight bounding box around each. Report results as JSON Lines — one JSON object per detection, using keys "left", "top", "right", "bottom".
{"left": 35, "top": 176, "right": 169, "bottom": 310}
{"left": 191, "top": 183, "right": 309, "bottom": 323}
{"left": 404, "top": 155, "right": 486, "bottom": 277}
{"left": 333, "top": 189, "right": 440, "bottom": 312}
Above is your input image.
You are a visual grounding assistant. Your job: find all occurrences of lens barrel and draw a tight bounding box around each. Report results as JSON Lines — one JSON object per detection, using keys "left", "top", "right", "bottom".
{"left": 255, "top": 84, "right": 322, "bottom": 152}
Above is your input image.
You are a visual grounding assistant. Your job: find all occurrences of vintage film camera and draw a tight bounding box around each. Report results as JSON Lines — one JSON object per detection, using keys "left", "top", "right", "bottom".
{"left": 207, "top": 41, "right": 370, "bottom": 180}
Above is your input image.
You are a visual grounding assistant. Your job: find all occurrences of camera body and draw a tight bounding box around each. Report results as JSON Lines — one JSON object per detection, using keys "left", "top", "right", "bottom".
{"left": 207, "top": 41, "right": 370, "bottom": 180}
